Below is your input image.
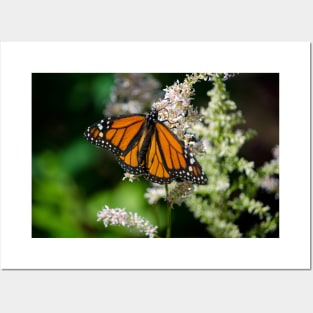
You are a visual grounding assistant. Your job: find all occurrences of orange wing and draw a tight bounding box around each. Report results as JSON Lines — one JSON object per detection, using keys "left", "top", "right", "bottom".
{"left": 144, "top": 121, "right": 208, "bottom": 185}
{"left": 84, "top": 109, "right": 207, "bottom": 185}
{"left": 84, "top": 114, "right": 148, "bottom": 175}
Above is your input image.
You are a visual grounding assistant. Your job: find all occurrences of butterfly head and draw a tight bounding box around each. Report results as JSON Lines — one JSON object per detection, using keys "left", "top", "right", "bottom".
{"left": 146, "top": 107, "right": 159, "bottom": 124}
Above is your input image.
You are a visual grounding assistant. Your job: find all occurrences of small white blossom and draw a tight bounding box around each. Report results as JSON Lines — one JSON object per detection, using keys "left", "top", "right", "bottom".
{"left": 97, "top": 205, "right": 158, "bottom": 238}
{"left": 260, "top": 175, "right": 279, "bottom": 194}
{"left": 144, "top": 185, "right": 166, "bottom": 204}
{"left": 272, "top": 145, "right": 279, "bottom": 160}
{"left": 167, "top": 181, "right": 194, "bottom": 205}
{"left": 122, "top": 172, "right": 139, "bottom": 183}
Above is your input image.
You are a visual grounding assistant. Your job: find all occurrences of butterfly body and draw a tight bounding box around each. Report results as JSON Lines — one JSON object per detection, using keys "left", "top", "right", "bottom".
{"left": 84, "top": 108, "right": 207, "bottom": 185}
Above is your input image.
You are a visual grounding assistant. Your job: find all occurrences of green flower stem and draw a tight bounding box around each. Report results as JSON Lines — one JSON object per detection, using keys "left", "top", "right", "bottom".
{"left": 165, "top": 184, "right": 172, "bottom": 238}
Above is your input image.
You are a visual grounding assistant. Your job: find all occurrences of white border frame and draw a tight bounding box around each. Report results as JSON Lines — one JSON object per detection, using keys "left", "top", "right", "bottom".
{"left": 0, "top": 42, "right": 310, "bottom": 269}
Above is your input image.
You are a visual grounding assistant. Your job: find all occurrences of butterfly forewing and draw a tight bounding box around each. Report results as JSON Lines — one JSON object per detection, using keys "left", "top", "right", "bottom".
{"left": 84, "top": 114, "right": 146, "bottom": 156}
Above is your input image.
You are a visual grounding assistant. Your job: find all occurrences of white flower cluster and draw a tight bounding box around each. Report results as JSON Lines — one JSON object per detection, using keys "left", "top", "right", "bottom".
{"left": 97, "top": 205, "right": 158, "bottom": 238}
{"left": 260, "top": 145, "right": 279, "bottom": 197}
{"left": 144, "top": 185, "right": 166, "bottom": 205}
{"left": 105, "top": 73, "right": 162, "bottom": 116}
{"left": 152, "top": 74, "right": 208, "bottom": 149}
{"left": 144, "top": 181, "right": 195, "bottom": 206}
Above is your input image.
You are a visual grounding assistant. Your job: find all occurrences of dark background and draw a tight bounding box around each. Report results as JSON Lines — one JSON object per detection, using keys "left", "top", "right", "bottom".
{"left": 32, "top": 73, "right": 279, "bottom": 238}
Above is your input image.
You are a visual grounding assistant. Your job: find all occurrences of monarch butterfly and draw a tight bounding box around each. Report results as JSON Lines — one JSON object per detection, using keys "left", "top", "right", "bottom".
{"left": 83, "top": 108, "right": 208, "bottom": 185}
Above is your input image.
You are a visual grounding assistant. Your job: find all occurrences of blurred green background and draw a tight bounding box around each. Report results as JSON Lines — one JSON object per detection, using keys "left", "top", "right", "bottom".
{"left": 32, "top": 73, "right": 279, "bottom": 238}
